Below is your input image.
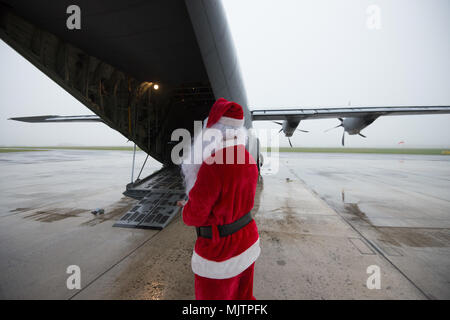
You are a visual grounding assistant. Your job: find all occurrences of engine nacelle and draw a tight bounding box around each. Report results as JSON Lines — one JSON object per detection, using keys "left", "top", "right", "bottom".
{"left": 281, "top": 119, "right": 300, "bottom": 137}
{"left": 343, "top": 116, "right": 378, "bottom": 135}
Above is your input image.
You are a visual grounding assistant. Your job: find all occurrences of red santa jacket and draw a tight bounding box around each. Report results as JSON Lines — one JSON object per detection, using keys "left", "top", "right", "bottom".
{"left": 182, "top": 143, "right": 260, "bottom": 279}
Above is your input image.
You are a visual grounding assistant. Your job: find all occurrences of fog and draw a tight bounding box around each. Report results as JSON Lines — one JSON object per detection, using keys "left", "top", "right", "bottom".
{"left": 1, "top": 0, "right": 449, "bottom": 148}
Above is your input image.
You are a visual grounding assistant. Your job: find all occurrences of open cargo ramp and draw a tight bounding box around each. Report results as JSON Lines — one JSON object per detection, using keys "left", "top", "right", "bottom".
{"left": 114, "top": 166, "right": 187, "bottom": 229}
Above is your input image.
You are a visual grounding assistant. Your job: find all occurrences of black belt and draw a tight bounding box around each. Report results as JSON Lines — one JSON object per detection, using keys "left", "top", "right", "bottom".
{"left": 196, "top": 212, "right": 253, "bottom": 239}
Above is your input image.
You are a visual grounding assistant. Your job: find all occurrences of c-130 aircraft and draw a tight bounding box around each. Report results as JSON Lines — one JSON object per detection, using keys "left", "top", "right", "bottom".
{"left": 2, "top": 0, "right": 449, "bottom": 229}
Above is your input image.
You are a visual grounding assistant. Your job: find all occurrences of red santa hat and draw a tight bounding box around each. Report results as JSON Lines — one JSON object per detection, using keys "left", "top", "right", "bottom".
{"left": 206, "top": 98, "right": 244, "bottom": 128}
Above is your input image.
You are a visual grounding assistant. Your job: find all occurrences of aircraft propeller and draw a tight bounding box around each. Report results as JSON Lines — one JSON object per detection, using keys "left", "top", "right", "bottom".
{"left": 272, "top": 121, "right": 309, "bottom": 148}
{"left": 325, "top": 118, "right": 346, "bottom": 146}
{"left": 325, "top": 118, "right": 368, "bottom": 146}
{"left": 324, "top": 118, "right": 344, "bottom": 132}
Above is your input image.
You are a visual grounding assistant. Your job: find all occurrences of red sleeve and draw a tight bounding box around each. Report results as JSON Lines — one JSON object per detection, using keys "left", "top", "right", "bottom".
{"left": 182, "top": 162, "right": 222, "bottom": 227}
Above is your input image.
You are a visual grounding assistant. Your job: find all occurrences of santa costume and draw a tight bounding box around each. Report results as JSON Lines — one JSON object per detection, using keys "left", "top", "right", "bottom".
{"left": 181, "top": 98, "right": 260, "bottom": 300}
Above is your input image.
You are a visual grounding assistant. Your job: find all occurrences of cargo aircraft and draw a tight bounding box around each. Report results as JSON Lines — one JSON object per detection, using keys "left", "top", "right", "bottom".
{"left": 2, "top": 0, "right": 449, "bottom": 229}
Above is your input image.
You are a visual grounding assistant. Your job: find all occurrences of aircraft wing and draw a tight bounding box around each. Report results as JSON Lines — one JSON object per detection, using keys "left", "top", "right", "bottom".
{"left": 9, "top": 115, "right": 103, "bottom": 123}
{"left": 251, "top": 106, "right": 450, "bottom": 121}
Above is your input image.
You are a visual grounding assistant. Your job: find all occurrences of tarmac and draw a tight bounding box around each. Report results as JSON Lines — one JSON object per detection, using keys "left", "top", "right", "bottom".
{"left": 0, "top": 149, "right": 447, "bottom": 299}
{"left": 279, "top": 152, "right": 450, "bottom": 299}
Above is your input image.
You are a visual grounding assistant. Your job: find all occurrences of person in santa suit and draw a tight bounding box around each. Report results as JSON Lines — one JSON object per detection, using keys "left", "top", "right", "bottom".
{"left": 178, "top": 98, "right": 260, "bottom": 300}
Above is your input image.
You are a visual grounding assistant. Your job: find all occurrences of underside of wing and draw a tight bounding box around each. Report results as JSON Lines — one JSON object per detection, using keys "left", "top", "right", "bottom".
{"left": 251, "top": 106, "right": 450, "bottom": 121}
{"left": 0, "top": 0, "right": 246, "bottom": 165}
{"left": 9, "top": 115, "right": 103, "bottom": 123}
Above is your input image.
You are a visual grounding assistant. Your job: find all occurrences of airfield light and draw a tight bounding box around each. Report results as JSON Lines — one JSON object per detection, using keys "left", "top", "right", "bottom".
{"left": 153, "top": 84, "right": 159, "bottom": 90}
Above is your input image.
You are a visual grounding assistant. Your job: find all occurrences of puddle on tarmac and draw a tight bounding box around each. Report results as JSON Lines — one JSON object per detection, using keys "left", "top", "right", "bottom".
{"left": 23, "top": 208, "right": 87, "bottom": 222}
{"left": 343, "top": 201, "right": 450, "bottom": 248}
{"left": 80, "top": 197, "right": 137, "bottom": 227}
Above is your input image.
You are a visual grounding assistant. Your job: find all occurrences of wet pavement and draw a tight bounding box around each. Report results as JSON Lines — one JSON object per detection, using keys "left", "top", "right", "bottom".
{"left": 275, "top": 152, "right": 450, "bottom": 299}
{"left": 0, "top": 150, "right": 447, "bottom": 299}
{"left": 0, "top": 149, "right": 161, "bottom": 299}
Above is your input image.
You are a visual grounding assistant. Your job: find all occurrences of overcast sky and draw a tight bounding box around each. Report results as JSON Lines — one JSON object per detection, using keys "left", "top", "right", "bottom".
{"left": 1, "top": 0, "right": 449, "bottom": 148}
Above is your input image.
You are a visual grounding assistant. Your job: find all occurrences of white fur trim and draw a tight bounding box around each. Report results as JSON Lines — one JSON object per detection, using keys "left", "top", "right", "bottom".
{"left": 218, "top": 116, "right": 244, "bottom": 127}
{"left": 191, "top": 239, "right": 260, "bottom": 279}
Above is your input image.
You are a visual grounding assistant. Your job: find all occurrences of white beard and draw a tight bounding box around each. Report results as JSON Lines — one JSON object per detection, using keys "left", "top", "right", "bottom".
{"left": 181, "top": 122, "right": 248, "bottom": 195}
